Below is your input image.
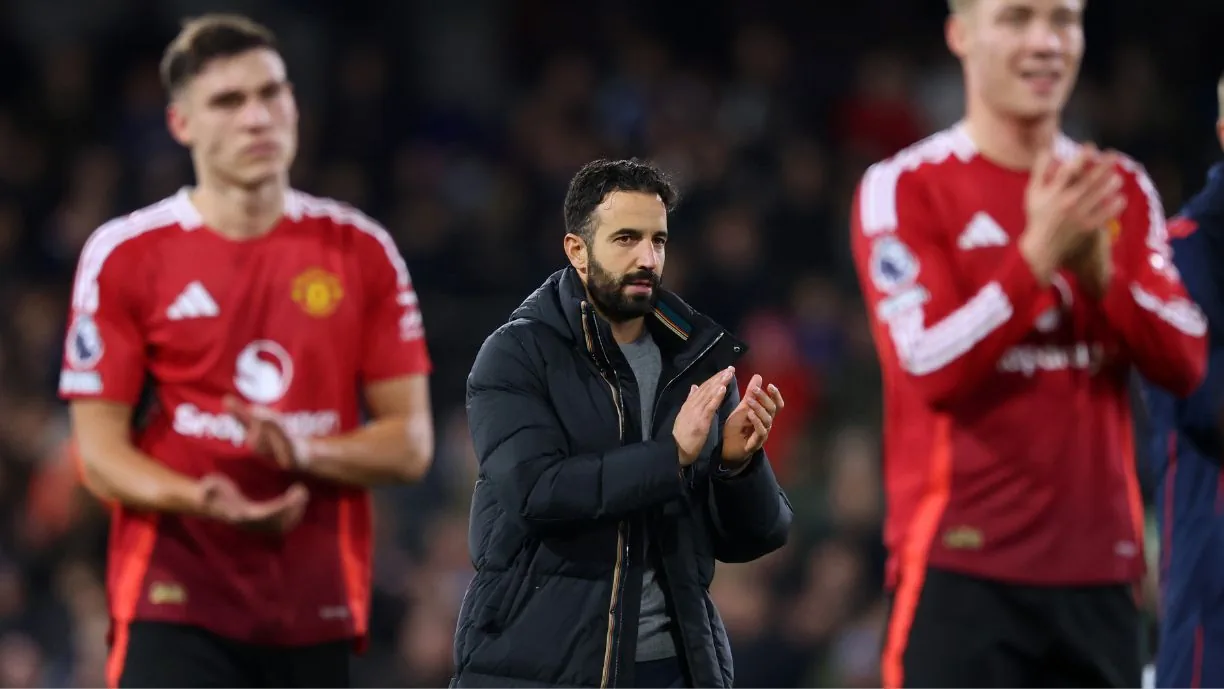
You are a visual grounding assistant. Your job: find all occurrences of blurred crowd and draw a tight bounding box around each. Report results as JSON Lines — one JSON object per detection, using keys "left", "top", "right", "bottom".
{"left": 0, "top": 0, "right": 1220, "bottom": 686}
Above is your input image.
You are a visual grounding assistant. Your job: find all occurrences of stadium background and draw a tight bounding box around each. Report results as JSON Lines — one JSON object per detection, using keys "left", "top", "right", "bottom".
{"left": 0, "top": 0, "right": 1220, "bottom": 686}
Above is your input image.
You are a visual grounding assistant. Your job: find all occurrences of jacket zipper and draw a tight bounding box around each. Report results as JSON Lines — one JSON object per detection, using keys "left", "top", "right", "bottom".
{"left": 581, "top": 302, "right": 629, "bottom": 689}
{"left": 646, "top": 331, "right": 724, "bottom": 678}
{"left": 648, "top": 332, "right": 726, "bottom": 437}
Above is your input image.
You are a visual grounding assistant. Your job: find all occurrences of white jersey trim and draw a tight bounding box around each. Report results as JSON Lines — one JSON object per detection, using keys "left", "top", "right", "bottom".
{"left": 856, "top": 125, "right": 1018, "bottom": 377}
{"left": 887, "top": 281, "right": 1015, "bottom": 376}
{"left": 289, "top": 190, "right": 414, "bottom": 290}
{"left": 71, "top": 197, "right": 185, "bottom": 314}
{"left": 74, "top": 189, "right": 415, "bottom": 316}
{"left": 858, "top": 125, "right": 977, "bottom": 237}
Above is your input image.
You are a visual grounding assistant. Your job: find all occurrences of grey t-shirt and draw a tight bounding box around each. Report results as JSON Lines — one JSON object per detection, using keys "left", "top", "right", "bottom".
{"left": 618, "top": 330, "right": 677, "bottom": 661}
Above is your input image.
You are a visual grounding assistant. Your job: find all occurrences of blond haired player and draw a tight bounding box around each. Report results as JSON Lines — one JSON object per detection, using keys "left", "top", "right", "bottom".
{"left": 850, "top": 1, "right": 1207, "bottom": 686}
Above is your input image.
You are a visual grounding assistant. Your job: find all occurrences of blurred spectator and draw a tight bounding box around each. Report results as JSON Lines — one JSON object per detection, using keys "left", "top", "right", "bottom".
{"left": 734, "top": 311, "right": 817, "bottom": 484}
{"left": 833, "top": 51, "right": 928, "bottom": 160}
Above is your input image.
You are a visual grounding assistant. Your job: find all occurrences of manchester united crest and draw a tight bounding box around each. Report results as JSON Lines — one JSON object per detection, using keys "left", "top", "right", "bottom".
{"left": 291, "top": 268, "right": 344, "bottom": 318}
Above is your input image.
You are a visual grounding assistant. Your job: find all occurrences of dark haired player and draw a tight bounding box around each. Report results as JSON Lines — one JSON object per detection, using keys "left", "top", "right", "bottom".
{"left": 59, "top": 14, "right": 434, "bottom": 688}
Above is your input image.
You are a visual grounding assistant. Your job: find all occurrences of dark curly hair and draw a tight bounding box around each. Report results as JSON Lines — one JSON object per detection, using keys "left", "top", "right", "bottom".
{"left": 562, "top": 159, "right": 679, "bottom": 243}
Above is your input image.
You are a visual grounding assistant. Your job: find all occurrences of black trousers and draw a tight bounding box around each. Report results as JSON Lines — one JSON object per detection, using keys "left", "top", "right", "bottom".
{"left": 634, "top": 656, "right": 687, "bottom": 688}
{"left": 883, "top": 566, "right": 1142, "bottom": 688}
{"left": 112, "top": 621, "right": 351, "bottom": 688}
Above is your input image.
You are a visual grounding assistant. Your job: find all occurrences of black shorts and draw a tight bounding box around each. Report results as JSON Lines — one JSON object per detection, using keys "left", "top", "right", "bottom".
{"left": 110, "top": 621, "right": 351, "bottom": 688}
{"left": 882, "top": 566, "right": 1141, "bottom": 688}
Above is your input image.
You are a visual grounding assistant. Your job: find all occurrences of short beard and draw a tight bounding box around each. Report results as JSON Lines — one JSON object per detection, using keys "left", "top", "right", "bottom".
{"left": 586, "top": 256, "right": 660, "bottom": 323}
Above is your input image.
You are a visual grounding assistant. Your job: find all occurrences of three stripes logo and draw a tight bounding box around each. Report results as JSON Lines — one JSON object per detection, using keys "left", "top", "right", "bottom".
{"left": 957, "top": 212, "right": 1010, "bottom": 251}
{"left": 167, "top": 281, "right": 219, "bottom": 320}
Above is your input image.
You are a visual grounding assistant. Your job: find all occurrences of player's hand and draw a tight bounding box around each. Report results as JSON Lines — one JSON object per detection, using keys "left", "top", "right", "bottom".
{"left": 196, "top": 473, "right": 308, "bottom": 534}
{"left": 224, "top": 395, "right": 310, "bottom": 471}
{"left": 721, "top": 374, "right": 784, "bottom": 464}
{"left": 1021, "top": 145, "right": 1127, "bottom": 283}
{"left": 673, "top": 367, "right": 734, "bottom": 467}
{"left": 1064, "top": 226, "right": 1113, "bottom": 299}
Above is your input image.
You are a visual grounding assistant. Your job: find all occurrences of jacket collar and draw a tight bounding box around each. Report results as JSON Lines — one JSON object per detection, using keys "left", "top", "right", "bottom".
{"left": 510, "top": 266, "right": 745, "bottom": 369}
{"left": 1182, "top": 161, "right": 1224, "bottom": 224}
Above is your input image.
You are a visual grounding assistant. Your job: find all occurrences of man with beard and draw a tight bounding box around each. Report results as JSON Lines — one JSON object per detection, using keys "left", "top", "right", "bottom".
{"left": 453, "top": 158, "right": 793, "bottom": 688}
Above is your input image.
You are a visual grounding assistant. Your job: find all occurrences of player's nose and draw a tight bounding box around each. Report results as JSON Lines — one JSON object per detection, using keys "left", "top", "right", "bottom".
{"left": 635, "top": 244, "right": 659, "bottom": 271}
{"left": 237, "top": 100, "right": 275, "bottom": 128}
{"left": 1023, "top": 22, "right": 1065, "bottom": 54}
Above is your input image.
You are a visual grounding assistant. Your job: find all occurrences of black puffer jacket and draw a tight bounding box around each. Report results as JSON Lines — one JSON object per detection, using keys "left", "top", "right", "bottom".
{"left": 452, "top": 268, "right": 793, "bottom": 688}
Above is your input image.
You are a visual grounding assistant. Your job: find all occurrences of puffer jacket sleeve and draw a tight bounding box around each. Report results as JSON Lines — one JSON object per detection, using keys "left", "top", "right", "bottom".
{"left": 466, "top": 326, "right": 683, "bottom": 528}
{"left": 707, "top": 379, "right": 794, "bottom": 563}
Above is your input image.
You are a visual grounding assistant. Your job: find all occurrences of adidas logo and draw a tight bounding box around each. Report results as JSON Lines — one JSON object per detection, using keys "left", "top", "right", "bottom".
{"left": 167, "top": 281, "right": 219, "bottom": 320}
{"left": 958, "top": 212, "right": 1010, "bottom": 250}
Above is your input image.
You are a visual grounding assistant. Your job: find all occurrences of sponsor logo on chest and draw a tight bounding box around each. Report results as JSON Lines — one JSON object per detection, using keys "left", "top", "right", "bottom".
{"left": 171, "top": 338, "right": 340, "bottom": 446}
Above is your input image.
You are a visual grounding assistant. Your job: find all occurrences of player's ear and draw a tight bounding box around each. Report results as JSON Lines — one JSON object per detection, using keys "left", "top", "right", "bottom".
{"left": 946, "top": 14, "right": 968, "bottom": 59}
{"left": 563, "top": 233, "right": 588, "bottom": 278}
{"left": 166, "top": 101, "right": 192, "bottom": 147}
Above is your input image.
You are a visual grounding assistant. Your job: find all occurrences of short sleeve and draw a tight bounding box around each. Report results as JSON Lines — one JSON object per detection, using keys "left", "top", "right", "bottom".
{"left": 358, "top": 227, "right": 432, "bottom": 383}
{"left": 58, "top": 244, "right": 147, "bottom": 405}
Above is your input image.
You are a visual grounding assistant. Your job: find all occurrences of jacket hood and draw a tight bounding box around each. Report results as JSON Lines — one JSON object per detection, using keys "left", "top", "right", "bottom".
{"left": 509, "top": 267, "right": 587, "bottom": 344}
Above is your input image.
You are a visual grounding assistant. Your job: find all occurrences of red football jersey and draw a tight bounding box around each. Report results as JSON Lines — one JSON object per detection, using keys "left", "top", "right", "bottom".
{"left": 850, "top": 125, "right": 1206, "bottom": 591}
{"left": 59, "top": 188, "right": 431, "bottom": 650}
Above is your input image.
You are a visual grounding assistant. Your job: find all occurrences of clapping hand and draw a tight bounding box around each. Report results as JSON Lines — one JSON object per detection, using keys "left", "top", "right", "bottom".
{"left": 196, "top": 473, "right": 308, "bottom": 534}
{"left": 225, "top": 395, "right": 312, "bottom": 471}
{"left": 1065, "top": 226, "right": 1113, "bottom": 299}
{"left": 721, "top": 374, "right": 784, "bottom": 465}
{"left": 1020, "top": 145, "right": 1126, "bottom": 285}
{"left": 673, "top": 367, "right": 735, "bottom": 467}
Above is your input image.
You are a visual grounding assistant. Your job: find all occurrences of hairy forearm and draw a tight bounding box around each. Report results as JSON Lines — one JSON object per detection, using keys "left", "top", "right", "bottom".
{"left": 80, "top": 444, "right": 202, "bottom": 514}
{"left": 301, "top": 414, "right": 433, "bottom": 487}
